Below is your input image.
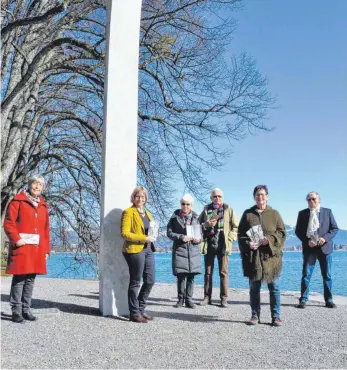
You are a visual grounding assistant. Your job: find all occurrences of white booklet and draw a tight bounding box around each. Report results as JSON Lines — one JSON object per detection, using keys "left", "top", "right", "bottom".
{"left": 148, "top": 221, "right": 159, "bottom": 241}
{"left": 19, "top": 233, "right": 40, "bottom": 245}
{"left": 186, "top": 224, "right": 202, "bottom": 241}
{"left": 246, "top": 225, "right": 264, "bottom": 244}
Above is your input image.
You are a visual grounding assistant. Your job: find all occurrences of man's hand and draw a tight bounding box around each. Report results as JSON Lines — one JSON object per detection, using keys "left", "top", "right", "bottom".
{"left": 308, "top": 240, "right": 316, "bottom": 248}
{"left": 205, "top": 219, "right": 217, "bottom": 228}
{"left": 192, "top": 238, "right": 201, "bottom": 244}
{"left": 182, "top": 236, "right": 190, "bottom": 243}
{"left": 249, "top": 242, "right": 259, "bottom": 250}
{"left": 15, "top": 239, "right": 26, "bottom": 247}
{"left": 318, "top": 237, "right": 326, "bottom": 246}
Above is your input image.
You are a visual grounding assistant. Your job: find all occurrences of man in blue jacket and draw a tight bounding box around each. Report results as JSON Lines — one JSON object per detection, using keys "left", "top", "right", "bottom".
{"left": 295, "top": 191, "right": 339, "bottom": 308}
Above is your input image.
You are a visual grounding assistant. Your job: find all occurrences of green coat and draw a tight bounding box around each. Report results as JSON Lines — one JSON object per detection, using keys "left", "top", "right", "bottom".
{"left": 238, "top": 205, "right": 286, "bottom": 282}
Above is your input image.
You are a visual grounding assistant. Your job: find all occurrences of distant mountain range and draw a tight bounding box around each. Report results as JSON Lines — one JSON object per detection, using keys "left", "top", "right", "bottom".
{"left": 284, "top": 224, "right": 347, "bottom": 246}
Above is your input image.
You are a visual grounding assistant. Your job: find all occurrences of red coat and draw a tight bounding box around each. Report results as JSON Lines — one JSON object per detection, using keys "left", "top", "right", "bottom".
{"left": 4, "top": 191, "right": 50, "bottom": 275}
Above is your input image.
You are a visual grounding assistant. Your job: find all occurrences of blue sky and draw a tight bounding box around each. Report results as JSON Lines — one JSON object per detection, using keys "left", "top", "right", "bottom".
{"left": 190, "top": 0, "right": 347, "bottom": 228}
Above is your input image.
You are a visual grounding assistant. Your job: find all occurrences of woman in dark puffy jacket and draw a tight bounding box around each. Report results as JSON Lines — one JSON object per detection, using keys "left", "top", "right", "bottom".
{"left": 167, "top": 194, "right": 202, "bottom": 308}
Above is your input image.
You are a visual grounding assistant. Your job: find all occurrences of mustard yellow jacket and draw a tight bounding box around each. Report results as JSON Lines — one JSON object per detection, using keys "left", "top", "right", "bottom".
{"left": 121, "top": 206, "right": 153, "bottom": 253}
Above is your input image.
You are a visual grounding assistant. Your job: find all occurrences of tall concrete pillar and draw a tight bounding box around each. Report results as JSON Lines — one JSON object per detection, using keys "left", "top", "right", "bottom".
{"left": 99, "top": 0, "right": 142, "bottom": 316}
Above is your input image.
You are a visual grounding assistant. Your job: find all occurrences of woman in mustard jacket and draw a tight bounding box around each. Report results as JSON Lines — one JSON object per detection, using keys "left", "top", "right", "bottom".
{"left": 121, "top": 186, "right": 156, "bottom": 323}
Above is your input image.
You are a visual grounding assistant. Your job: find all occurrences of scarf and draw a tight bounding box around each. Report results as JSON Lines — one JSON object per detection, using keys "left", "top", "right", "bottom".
{"left": 306, "top": 206, "right": 320, "bottom": 241}
{"left": 24, "top": 189, "right": 40, "bottom": 208}
{"left": 180, "top": 211, "right": 193, "bottom": 225}
{"left": 137, "top": 207, "right": 146, "bottom": 217}
{"left": 208, "top": 203, "right": 224, "bottom": 235}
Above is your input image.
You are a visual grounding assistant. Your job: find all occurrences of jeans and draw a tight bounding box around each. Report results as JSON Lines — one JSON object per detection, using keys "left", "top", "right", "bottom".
{"left": 300, "top": 250, "right": 333, "bottom": 304}
{"left": 177, "top": 273, "right": 195, "bottom": 303}
{"left": 10, "top": 274, "right": 37, "bottom": 314}
{"left": 204, "top": 248, "right": 229, "bottom": 299}
{"left": 249, "top": 279, "right": 281, "bottom": 319}
{"left": 123, "top": 246, "right": 155, "bottom": 317}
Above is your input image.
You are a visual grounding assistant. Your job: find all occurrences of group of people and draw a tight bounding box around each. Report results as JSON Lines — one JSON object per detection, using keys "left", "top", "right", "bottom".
{"left": 4, "top": 175, "right": 339, "bottom": 326}
{"left": 120, "top": 185, "right": 339, "bottom": 326}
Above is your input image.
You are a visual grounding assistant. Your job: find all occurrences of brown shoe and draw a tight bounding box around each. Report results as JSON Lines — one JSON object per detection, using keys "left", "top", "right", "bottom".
{"left": 200, "top": 297, "right": 212, "bottom": 306}
{"left": 142, "top": 313, "right": 154, "bottom": 321}
{"left": 130, "top": 315, "right": 148, "bottom": 323}
{"left": 272, "top": 318, "right": 282, "bottom": 327}
{"left": 248, "top": 316, "right": 260, "bottom": 325}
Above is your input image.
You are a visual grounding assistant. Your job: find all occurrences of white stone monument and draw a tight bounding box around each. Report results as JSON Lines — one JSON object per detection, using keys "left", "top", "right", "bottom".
{"left": 99, "top": 0, "right": 143, "bottom": 317}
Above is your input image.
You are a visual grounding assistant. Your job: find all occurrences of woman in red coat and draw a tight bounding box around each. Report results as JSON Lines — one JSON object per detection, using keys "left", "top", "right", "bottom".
{"left": 4, "top": 174, "right": 50, "bottom": 323}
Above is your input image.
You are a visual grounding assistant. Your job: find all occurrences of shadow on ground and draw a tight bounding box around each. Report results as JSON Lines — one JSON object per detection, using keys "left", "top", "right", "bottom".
{"left": 1, "top": 294, "right": 100, "bottom": 318}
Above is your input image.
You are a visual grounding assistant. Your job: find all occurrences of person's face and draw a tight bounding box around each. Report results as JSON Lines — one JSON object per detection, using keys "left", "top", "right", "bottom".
{"left": 29, "top": 181, "right": 43, "bottom": 197}
{"left": 134, "top": 190, "right": 146, "bottom": 208}
{"left": 307, "top": 194, "right": 320, "bottom": 209}
{"left": 181, "top": 201, "right": 192, "bottom": 213}
{"left": 211, "top": 191, "right": 223, "bottom": 205}
{"left": 254, "top": 188, "right": 268, "bottom": 208}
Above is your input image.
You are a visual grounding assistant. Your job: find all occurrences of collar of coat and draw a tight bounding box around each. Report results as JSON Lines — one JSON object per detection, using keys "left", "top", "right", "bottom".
{"left": 205, "top": 203, "right": 229, "bottom": 211}
{"left": 249, "top": 204, "right": 273, "bottom": 214}
{"left": 171, "top": 209, "right": 199, "bottom": 225}
{"left": 13, "top": 191, "right": 49, "bottom": 208}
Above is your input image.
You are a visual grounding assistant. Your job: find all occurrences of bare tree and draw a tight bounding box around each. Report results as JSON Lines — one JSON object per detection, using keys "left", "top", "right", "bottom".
{"left": 1, "top": 0, "right": 274, "bottom": 268}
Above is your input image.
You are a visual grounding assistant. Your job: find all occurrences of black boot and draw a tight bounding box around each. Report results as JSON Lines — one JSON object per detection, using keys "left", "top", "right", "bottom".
{"left": 185, "top": 300, "right": 196, "bottom": 309}
{"left": 12, "top": 313, "right": 24, "bottom": 323}
{"left": 22, "top": 312, "right": 37, "bottom": 321}
{"left": 174, "top": 299, "right": 184, "bottom": 308}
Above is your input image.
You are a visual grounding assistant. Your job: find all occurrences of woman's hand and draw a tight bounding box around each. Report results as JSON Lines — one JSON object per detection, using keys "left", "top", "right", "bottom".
{"left": 192, "top": 238, "right": 201, "bottom": 244}
{"left": 259, "top": 237, "right": 269, "bottom": 246}
{"left": 182, "top": 235, "right": 190, "bottom": 242}
{"left": 145, "top": 236, "right": 155, "bottom": 243}
{"left": 249, "top": 242, "right": 259, "bottom": 250}
{"left": 15, "top": 239, "right": 26, "bottom": 247}
{"left": 45, "top": 254, "right": 49, "bottom": 260}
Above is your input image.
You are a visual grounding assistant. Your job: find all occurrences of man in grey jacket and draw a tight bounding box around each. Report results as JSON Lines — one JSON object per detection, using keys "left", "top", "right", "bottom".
{"left": 199, "top": 188, "right": 238, "bottom": 307}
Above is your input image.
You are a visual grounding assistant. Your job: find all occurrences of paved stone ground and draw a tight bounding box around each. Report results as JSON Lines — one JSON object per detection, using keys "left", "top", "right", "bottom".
{"left": 1, "top": 277, "right": 347, "bottom": 369}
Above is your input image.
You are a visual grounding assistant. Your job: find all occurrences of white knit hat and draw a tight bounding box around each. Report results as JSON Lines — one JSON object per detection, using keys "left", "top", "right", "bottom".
{"left": 180, "top": 193, "right": 194, "bottom": 204}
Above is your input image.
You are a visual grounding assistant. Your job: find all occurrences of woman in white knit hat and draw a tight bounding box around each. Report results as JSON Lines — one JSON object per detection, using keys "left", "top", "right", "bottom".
{"left": 167, "top": 194, "right": 202, "bottom": 308}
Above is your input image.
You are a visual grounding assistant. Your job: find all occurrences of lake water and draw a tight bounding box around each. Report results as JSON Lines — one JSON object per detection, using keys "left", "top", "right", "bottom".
{"left": 43, "top": 251, "right": 347, "bottom": 296}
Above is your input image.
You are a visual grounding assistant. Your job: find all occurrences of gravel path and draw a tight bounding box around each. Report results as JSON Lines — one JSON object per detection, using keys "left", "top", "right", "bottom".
{"left": 1, "top": 277, "right": 347, "bottom": 369}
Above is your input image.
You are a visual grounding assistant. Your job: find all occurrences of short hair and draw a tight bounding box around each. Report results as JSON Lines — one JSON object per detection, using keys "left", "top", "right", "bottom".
{"left": 130, "top": 186, "right": 148, "bottom": 205}
{"left": 210, "top": 188, "right": 223, "bottom": 199}
{"left": 253, "top": 185, "right": 268, "bottom": 197}
{"left": 28, "top": 174, "right": 45, "bottom": 189}
{"left": 306, "top": 191, "right": 320, "bottom": 201}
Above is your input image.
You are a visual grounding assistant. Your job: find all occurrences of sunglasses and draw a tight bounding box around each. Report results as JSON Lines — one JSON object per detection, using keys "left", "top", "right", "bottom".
{"left": 181, "top": 203, "right": 191, "bottom": 206}
{"left": 307, "top": 198, "right": 317, "bottom": 201}
{"left": 213, "top": 195, "right": 222, "bottom": 198}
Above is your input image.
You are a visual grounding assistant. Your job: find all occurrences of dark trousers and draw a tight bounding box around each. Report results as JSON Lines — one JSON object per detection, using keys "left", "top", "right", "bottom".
{"left": 10, "top": 274, "right": 37, "bottom": 314}
{"left": 177, "top": 273, "right": 195, "bottom": 303}
{"left": 204, "top": 248, "right": 229, "bottom": 299}
{"left": 123, "top": 247, "right": 155, "bottom": 317}
{"left": 300, "top": 249, "right": 333, "bottom": 304}
{"left": 249, "top": 279, "right": 281, "bottom": 319}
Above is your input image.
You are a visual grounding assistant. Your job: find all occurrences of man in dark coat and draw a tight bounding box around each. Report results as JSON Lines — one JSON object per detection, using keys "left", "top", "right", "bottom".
{"left": 295, "top": 191, "right": 339, "bottom": 308}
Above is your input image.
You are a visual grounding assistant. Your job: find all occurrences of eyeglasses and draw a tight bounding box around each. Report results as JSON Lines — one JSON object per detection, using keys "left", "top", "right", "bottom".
{"left": 307, "top": 198, "right": 317, "bottom": 201}
{"left": 135, "top": 196, "right": 145, "bottom": 199}
{"left": 213, "top": 195, "right": 222, "bottom": 198}
{"left": 181, "top": 203, "right": 191, "bottom": 206}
